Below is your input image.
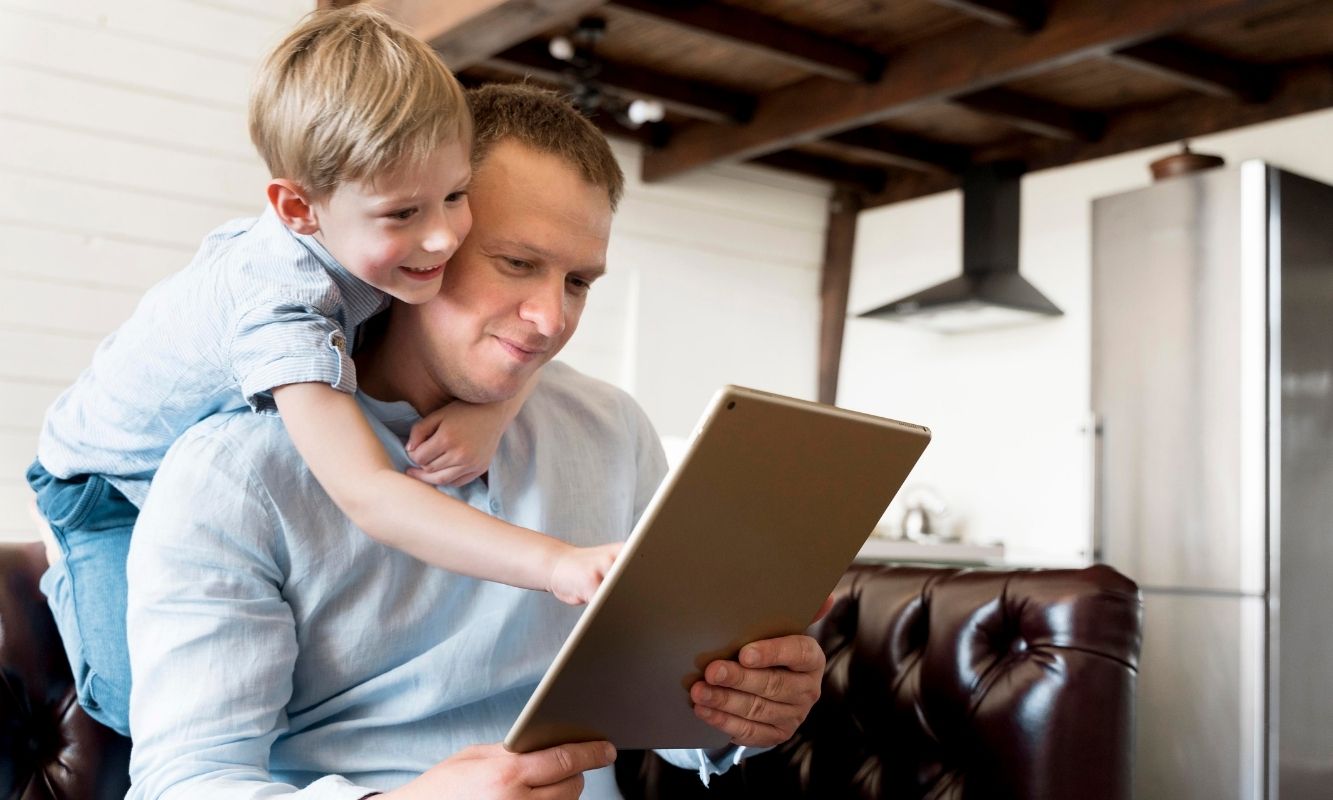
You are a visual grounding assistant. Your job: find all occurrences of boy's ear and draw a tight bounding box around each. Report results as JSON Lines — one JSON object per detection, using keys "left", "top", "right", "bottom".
{"left": 267, "top": 179, "right": 321, "bottom": 235}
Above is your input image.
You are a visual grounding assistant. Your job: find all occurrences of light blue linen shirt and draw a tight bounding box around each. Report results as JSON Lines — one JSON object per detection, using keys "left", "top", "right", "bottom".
{"left": 37, "top": 206, "right": 387, "bottom": 507}
{"left": 126, "top": 361, "right": 741, "bottom": 799}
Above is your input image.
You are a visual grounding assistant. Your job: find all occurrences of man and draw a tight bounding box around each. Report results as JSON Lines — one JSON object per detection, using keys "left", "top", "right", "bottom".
{"left": 124, "top": 84, "right": 824, "bottom": 799}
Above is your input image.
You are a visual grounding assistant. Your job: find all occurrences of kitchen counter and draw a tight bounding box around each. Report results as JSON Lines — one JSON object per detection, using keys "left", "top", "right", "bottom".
{"left": 855, "top": 536, "right": 1006, "bottom": 566}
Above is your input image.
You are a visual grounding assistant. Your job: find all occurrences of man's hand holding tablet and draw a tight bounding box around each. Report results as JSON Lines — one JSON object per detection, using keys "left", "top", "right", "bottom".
{"left": 691, "top": 633, "right": 828, "bottom": 746}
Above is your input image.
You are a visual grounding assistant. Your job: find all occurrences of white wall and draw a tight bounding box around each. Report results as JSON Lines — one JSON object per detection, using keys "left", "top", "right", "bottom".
{"left": 841, "top": 107, "right": 1333, "bottom": 564}
{"left": 0, "top": 0, "right": 311, "bottom": 541}
{"left": 0, "top": 1, "right": 830, "bottom": 541}
{"left": 566, "top": 141, "right": 828, "bottom": 439}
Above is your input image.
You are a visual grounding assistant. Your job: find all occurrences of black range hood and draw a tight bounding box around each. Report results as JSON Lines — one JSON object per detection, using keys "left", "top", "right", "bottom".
{"left": 858, "top": 162, "right": 1062, "bottom": 334}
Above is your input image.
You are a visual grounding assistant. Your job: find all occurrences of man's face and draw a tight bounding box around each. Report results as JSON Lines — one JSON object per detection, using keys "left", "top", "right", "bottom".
{"left": 408, "top": 139, "right": 613, "bottom": 404}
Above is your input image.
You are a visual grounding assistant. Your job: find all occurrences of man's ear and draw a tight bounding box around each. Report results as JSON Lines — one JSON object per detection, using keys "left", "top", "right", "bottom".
{"left": 267, "top": 179, "right": 321, "bottom": 235}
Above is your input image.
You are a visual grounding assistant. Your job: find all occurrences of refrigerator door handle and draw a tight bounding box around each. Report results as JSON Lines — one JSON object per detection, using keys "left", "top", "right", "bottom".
{"left": 1086, "top": 412, "right": 1105, "bottom": 563}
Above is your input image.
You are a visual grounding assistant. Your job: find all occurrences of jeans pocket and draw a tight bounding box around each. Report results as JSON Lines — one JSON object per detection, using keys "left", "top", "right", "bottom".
{"left": 41, "top": 476, "right": 109, "bottom": 532}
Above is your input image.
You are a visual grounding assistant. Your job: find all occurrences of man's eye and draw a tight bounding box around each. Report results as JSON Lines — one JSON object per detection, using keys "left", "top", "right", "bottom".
{"left": 389, "top": 208, "right": 417, "bottom": 221}
{"left": 567, "top": 276, "right": 592, "bottom": 294}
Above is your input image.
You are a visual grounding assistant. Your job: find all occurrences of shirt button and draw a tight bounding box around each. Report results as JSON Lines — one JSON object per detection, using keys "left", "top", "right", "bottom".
{"left": 330, "top": 333, "right": 346, "bottom": 353}
{"left": 489, "top": 498, "right": 501, "bottom": 514}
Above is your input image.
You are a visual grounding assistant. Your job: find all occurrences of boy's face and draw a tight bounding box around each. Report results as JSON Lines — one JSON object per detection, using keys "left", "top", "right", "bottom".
{"left": 310, "top": 140, "right": 473, "bottom": 305}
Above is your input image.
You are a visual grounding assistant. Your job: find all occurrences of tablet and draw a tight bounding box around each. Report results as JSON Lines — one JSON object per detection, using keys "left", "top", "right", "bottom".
{"left": 504, "top": 385, "right": 930, "bottom": 753}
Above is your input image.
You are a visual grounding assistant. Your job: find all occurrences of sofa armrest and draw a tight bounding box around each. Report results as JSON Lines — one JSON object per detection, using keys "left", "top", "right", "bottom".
{"left": 0, "top": 542, "right": 131, "bottom": 799}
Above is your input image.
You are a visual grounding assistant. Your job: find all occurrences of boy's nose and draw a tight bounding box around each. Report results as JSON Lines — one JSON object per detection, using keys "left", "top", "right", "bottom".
{"left": 422, "top": 212, "right": 462, "bottom": 256}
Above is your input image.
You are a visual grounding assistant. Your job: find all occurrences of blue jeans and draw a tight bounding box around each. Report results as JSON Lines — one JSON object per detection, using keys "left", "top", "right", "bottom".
{"left": 28, "top": 460, "right": 136, "bottom": 736}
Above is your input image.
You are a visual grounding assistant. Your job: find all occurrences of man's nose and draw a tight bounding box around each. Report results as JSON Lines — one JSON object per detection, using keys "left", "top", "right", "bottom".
{"left": 520, "top": 276, "right": 567, "bottom": 339}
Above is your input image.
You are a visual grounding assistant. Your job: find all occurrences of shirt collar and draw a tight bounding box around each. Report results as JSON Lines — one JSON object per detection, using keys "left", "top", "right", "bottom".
{"left": 357, "top": 392, "right": 421, "bottom": 441}
{"left": 266, "top": 206, "right": 391, "bottom": 329}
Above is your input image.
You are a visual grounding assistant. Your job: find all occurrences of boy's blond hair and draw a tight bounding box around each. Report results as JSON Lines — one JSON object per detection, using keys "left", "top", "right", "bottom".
{"left": 250, "top": 5, "right": 471, "bottom": 198}
{"left": 467, "top": 84, "right": 624, "bottom": 211}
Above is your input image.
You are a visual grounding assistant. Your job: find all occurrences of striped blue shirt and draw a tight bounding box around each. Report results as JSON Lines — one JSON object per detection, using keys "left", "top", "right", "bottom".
{"left": 36, "top": 207, "right": 388, "bottom": 507}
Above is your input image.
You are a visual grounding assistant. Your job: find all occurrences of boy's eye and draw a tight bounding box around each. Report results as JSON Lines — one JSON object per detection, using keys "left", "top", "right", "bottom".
{"left": 505, "top": 257, "right": 532, "bottom": 270}
{"left": 445, "top": 190, "right": 468, "bottom": 204}
{"left": 388, "top": 208, "right": 417, "bottom": 221}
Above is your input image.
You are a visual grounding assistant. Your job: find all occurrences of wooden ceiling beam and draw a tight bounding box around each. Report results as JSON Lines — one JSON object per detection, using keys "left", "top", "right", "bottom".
{"left": 927, "top": 0, "right": 1047, "bottom": 33}
{"left": 1109, "top": 40, "right": 1273, "bottom": 102}
{"left": 460, "top": 70, "right": 676, "bottom": 147}
{"left": 749, "top": 151, "right": 888, "bottom": 195}
{"left": 860, "top": 59, "right": 1333, "bottom": 208}
{"left": 640, "top": 0, "right": 1289, "bottom": 183}
{"left": 608, "top": 0, "right": 883, "bottom": 83}
{"left": 953, "top": 87, "right": 1106, "bottom": 141}
{"left": 367, "top": 0, "right": 609, "bottom": 70}
{"left": 823, "top": 128, "right": 970, "bottom": 174}
{"left": 482, "top": 41, "right": 755, "bottom": 124}
{"left": 980, "top": 59, "right": 1332, "bottom": 170}
{"left": 861, "top": 168, "right": 964, "bottom": 209}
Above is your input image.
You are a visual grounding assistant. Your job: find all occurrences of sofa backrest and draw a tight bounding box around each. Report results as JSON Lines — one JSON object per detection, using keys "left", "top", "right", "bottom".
{"left": 617, "top": 563, "right": 1143, "bottom": 800}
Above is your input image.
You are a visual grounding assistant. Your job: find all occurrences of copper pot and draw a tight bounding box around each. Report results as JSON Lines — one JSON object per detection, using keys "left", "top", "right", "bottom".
{"left": 1149, "top": 143, "right": 1226, "bottom": 182}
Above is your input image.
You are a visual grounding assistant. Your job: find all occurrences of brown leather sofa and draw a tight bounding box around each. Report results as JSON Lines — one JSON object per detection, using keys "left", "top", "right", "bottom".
{"left": 1, "top": 544, "right": 1141, "bottom": 799}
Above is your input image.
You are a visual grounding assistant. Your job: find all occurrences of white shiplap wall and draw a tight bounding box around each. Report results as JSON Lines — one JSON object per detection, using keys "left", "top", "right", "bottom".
{"left": 0, "top": 1, "right": 832, "bottom": 540}
{"left": 0, "top": 0, "right": 312, "bottom": 541}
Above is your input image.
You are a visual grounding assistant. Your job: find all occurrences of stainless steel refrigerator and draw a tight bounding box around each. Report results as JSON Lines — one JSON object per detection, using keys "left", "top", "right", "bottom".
{"left": 1091, "top": 161, "right": 1333, "bottom": 800}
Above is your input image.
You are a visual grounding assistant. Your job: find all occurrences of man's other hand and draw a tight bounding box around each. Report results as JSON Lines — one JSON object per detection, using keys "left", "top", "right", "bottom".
{"left": 380, "top": 740, "right": 616, "bottom": 799}
{"left": 689, "top": 633, "right": 825, "bottom": 748}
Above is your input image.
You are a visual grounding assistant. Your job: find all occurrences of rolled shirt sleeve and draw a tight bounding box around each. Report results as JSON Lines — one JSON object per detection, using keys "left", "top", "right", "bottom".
{"left": 230, "top": 301, "right": 357, "bottom": 413}
{"left": 125, "top": 421, "right": 378, "bottom": 800}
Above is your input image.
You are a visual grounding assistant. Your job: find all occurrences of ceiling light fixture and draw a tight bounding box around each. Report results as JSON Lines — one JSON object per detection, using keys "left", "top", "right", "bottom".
{"left": 546, "top": 16, "right": 664, "bottom": 130}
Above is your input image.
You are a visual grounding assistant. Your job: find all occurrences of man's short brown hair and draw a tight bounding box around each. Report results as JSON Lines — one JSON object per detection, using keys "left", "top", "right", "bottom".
{"left": 249, "top": 5, "right": 471, "bottom": 198}
{"left": 467, "top": 84, "right": 624, "bottom": 211}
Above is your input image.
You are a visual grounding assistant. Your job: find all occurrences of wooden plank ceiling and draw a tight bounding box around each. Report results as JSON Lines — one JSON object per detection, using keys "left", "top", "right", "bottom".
{"left": 351, "top": 0, "right": 1333, "bottom": 208}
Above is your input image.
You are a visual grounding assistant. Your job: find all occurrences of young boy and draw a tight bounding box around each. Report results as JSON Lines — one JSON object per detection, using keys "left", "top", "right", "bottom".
{"left": 28, "top": 6, "right": 618, "bottom": 737}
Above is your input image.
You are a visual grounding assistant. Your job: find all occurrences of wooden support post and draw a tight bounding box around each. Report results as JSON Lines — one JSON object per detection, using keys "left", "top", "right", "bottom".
{"left": 819, "top": 188, "right": 862, "bottom": 405}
